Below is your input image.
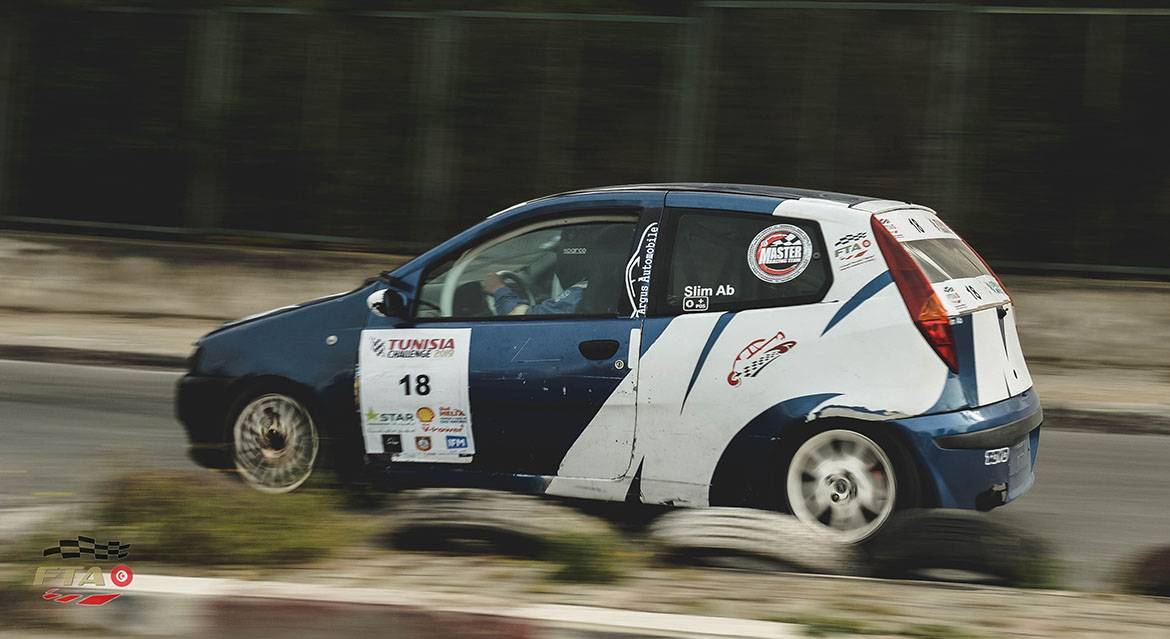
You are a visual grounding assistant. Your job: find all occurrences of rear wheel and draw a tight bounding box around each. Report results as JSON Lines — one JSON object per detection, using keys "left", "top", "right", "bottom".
{"left": 785, "top": 429, "right": 901, "bottom": 543}
{"left": 231, "top": 393, "right": 319, "bottom": 493}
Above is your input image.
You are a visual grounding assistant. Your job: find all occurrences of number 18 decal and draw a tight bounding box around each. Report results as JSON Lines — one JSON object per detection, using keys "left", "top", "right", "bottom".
{"left": 399, "top": 374, "right": 431, "bottom": 396}
{"left": 358, "top": 329, "right": 474, "bottom": 463}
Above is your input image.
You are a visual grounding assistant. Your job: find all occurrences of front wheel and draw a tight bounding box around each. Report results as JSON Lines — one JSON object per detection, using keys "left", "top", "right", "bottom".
{"left": 785, "top": 429, "right": 902, "bottom": 543}
{"left": 231, "top": 393, "right": 320, "bottom": 493}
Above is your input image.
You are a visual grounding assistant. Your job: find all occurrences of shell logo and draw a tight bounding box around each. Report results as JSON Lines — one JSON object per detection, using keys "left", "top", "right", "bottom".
{"left": 416, "top": 407, "right": 435, "bottom": 423}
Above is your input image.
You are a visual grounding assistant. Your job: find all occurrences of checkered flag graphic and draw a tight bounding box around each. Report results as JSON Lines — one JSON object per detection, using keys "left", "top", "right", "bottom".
{"left": 771, "top": 232, "right": 803, "bottom": 247}
{"left": 834, "top": 232, "right": 867, "bottom": 247}
{"left": 740, "top": 351, "right": 782, "bottom": 379}
{"left": 43, "top": 536, "right": 131, "bottom": 560}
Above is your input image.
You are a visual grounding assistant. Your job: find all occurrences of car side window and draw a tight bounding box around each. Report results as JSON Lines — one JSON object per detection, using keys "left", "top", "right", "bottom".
{"left": 416, "top": 218, "right": 637, "bottom": 319}
{"left": 662, "top": 209, "right": 830, "bottom": 314}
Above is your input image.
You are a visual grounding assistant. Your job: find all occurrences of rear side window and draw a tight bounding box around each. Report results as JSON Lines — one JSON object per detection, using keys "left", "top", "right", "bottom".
{"left": 902, "top": 238, "right": 994, "bottom": 284}
{"left": 662, "top": 210, "right": 831, "bottom": 314}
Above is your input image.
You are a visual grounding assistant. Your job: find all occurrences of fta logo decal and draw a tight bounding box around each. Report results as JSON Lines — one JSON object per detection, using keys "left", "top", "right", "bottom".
{"left": 747, "top": 224, "right": 812, "bottom": 284}
{"left": 832, "top": 232, "right": 876, "bottom": 271}
{"left": 33, "top": 536, "right": 133, "bottom": 607}
{"left": 728, "top": 331, "right": 797, "bottom": 387}
{"left": 415, "top": 436, "right": 432, "bottom": 452}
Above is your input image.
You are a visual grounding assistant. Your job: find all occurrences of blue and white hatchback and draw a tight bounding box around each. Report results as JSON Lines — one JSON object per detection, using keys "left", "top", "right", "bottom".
{"left": 177, "top": 183, "right": 1042, "bottom": 542}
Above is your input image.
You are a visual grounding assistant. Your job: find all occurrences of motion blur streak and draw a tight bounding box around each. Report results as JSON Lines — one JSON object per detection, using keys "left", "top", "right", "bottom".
{"left": 1, "top": 2, "right": 1169, "bottom": 272}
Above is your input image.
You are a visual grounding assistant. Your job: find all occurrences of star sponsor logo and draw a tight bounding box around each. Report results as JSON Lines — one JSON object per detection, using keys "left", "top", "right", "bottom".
{"left": 364, "top": 408, "right": 415, "bottom": 427}
{"left": 365, "top": 409, "right": 417, "bottom": 435}
{"left": 728, "top": 331, "right": 797, "bottom": 387}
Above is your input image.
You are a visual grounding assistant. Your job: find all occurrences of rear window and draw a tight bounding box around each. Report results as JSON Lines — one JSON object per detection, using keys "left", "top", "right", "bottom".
{"left": 662, "top": 210, "right": 831, "bottom": 314}
{"left": 902, "top": 238, "right": 994, "bottom": 284}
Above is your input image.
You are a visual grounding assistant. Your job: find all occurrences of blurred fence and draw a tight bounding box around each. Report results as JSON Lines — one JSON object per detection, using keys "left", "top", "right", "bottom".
{"left": 1, "top": 2, "right": 1169, "bottom": 272}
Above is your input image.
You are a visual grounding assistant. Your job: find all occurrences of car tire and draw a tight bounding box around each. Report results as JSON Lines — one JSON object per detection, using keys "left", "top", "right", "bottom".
{"left": 388, "top": 488, "right": 613, "bottom": 554}
{"left": 226, "top": 386, "right": 321, "bottom": 494}
{"left": 648, "top": 507, "right": 863, "bottom": 575}
{"left": 779, "top": 426, "right": 920, "bottom": 544}
{"left": 864, "top": 509, "right": 1055, "bottom": 587}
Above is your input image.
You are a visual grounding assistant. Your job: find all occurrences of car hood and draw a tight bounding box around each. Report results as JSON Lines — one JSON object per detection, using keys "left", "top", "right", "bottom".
{"left": 200, "top": 288, "right": 358, "bottom": 339}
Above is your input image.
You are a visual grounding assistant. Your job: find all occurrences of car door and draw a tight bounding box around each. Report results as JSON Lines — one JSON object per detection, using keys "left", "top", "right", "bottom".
{"left": 360, "top": 194, "right": 662, "bottom": 480}
{"left": 630, "top": 195, "right": 835, "bottom": 506}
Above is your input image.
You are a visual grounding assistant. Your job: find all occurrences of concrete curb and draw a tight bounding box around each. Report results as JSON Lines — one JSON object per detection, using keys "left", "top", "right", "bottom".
{"left": 0, "top": 345, "right": 186, "bottom": 371}
{"left": 59, "top": 574, "right": 802, "bottom": 638}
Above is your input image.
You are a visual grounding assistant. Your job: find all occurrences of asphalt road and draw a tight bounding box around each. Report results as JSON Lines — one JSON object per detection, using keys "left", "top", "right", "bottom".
{"left": 1, "top": 358, "right": 1167, "bottom": 589}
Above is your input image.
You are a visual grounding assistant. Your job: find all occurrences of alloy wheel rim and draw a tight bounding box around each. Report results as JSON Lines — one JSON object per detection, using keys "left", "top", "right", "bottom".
{"left": 786, "top": 429, "right": 896, "bottom": 543}
{"left": 233, "top": 394, "right": 319, "bottom": 493}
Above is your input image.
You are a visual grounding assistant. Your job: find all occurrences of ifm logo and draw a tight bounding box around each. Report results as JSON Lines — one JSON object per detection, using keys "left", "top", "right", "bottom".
{"left": 33, "top": 536, "right": 133, "bottom": 607}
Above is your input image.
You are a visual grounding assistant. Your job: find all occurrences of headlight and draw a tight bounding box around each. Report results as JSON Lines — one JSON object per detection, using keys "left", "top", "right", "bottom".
{"left": 186, "top": 346, "right": 203, "bottom": 372}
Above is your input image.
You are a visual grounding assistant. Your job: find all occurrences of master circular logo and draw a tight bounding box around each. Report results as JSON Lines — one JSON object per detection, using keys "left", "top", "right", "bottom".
{"left": 416, "top": 406, "right": 435, "bottom": 423}
{"left": 747, "top": 224, "right": 812, "bottom": 284}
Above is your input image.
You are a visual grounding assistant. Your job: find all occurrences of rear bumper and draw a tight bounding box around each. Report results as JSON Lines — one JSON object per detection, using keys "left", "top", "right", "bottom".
{"left": 891, "top": 389, "right": 1042, "bottom": 510}
{"left": 175, "top": 374, "right": 234, "bottom": 469}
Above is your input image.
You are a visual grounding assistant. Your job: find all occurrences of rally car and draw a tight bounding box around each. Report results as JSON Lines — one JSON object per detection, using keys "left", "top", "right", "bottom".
{"left": 176, "top": 183, "right": 1042, "bottom": 542}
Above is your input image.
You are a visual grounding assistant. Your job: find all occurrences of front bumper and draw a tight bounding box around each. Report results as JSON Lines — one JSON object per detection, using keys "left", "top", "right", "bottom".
{"left": 175, "top": 374, "right": 235, "bottom": 469}
{"left": 891, "top": 389, "right": 1042, "bottom": 510}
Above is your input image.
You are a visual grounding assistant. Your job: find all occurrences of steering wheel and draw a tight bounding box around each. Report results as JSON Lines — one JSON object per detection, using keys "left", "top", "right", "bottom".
{"left": 485, "top": 269, "right": 536, "bottom": 315}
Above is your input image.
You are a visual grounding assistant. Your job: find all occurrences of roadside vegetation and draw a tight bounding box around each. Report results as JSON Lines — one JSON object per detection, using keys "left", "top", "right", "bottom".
{"left": 95, "top": 471, "right": 371, "bottom": 566}
{"left": 1120, "top": 545, "right": 1170, "bottom": 597}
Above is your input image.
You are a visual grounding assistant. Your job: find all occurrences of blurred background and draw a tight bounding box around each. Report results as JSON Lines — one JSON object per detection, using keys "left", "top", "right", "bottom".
{"left": 1, "top": 0, "right": 1169, "bottom": 273}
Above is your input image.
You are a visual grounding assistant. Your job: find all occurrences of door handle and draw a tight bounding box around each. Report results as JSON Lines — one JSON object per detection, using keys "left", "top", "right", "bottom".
{"left": 579, "top": 339, "right": 620, "bottom": 361}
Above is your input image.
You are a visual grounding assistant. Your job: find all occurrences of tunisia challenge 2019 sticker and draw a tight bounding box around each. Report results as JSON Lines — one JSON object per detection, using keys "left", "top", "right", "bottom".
{"left": 747, "top": 224, "right": 812, "bottom": 284}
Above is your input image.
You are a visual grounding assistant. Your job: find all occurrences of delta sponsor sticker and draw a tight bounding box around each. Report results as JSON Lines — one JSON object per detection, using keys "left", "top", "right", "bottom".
{"left": 747, "top": 224, "right": 812, "bottom": 284}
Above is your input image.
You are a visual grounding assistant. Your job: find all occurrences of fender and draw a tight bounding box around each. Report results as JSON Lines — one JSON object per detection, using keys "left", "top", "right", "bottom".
{"left": 708, "top": 393, "right": 841, "bottom": 507}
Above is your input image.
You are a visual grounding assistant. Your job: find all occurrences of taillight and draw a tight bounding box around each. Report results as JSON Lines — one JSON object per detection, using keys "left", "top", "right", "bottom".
{"left": 870, "top": 216, "right": 959, "bottom": 373}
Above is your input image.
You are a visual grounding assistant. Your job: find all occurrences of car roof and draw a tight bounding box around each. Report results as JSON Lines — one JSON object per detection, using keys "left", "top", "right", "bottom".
{"left": 542, "top": 183, "right": 878, "bottom": 207}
